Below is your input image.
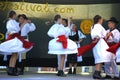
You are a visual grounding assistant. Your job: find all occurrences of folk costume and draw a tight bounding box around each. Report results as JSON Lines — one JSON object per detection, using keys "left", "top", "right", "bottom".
{"left": 0, "top": 19, "right": 33, "bottom": 62}
{"left": 47, "top": 23, "right": 78, "bottom": 55}
{"left": 104, "top": 28, "right": 120, "bottom": 78}
{"left": 67, "top": 30, "right": 86, "bottom": 63}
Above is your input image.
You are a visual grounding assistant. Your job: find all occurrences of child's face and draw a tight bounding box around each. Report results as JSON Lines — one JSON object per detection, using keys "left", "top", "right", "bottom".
{"left": 62, "top": 20, "right": 67, "bottom": 27}
{"left": 72, "top": 25, "right": 77, "bottom": 32}
{"left": 98, "top": 18, "right": 103, "bottom": 24}
{"left": 13, "top": 14, "right": 17, "bottom": 19}
{"left": 19, "top": 16, "right": 25, "bottom": 24}
{"left": 58, "top": 18, "right": 62, "bottom": 24}
{"left": 108, "top": 21, "right": 115, "bottom": 29}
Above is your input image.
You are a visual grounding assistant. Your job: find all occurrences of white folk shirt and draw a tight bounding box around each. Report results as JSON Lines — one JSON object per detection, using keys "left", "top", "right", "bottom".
{"left": 47, "top": 23, "right": 70, "bottom": 38}
{"left": 106, "top": 29, "right": 120, "bottom": 43}
{"left": 47, "top": 23, "right": 78, "bottom": 55}
{"left": 91, "top": 24, "right": 112, "bottom": 64}
{"left": 91, "top": 24, "right": 107, "bottom": 40}
{"left": 6, "top": 19, "right": 20, "bottom": 39}
{"left": 21, "top": 23, "right": 36, "bottom": 37}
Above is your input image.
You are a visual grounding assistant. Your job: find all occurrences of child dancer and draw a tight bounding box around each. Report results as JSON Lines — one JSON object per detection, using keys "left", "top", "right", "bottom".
{"left": 104, "top": 17, "right": 120, "bottom": 79}
{"left": 0, "top": 11, "right": 33, "bottom": 76}
{"left": 91, "top": 15, "right": 112, "bottom": 79}
{"left": 67, "top": 24, "right": 86, "bottom": 74}
{"left": 57, "top": 18, "right": 68, "bottom": 72}
{"left": 47, "top": 14, "right": 78, "bottom": 77}
{"left": 17, "top": 14, "right": 36, "bottom": 75}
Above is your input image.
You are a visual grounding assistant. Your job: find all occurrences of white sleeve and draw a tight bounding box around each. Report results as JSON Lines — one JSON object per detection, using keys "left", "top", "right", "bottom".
{"left": 21, "top": 23, "right": 35, "bottom": 36}
{"left": 28, "top": 23, "right": 36, "bottom": 32}
{"left": 47, "top": 25, "right": 56, "bottom": 38}
{"left": 91, "top": 25, "right": 106, "bottom": 39}
{"left": 6, "top": 20, "right": 20, "bottom": 34}
{"left": 64, "top": 27, "right": 70, "bottom": 37}
{"left": 91, "top": 26, "right": 102, "bottom": 39}
{"left": 78, "top": 30, "right": 86, "bottom": 39}
{"left": 112, "top": 29, "right": 120, "bottom": 43}
{"left": 101, "top": 26, "right": 107, "bottom": 38}
{"left": 47, "top": 24, "right": 70, "bottom": 38}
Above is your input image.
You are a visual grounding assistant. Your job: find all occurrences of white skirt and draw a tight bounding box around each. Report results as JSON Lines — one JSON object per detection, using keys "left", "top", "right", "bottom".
{"left": 0, "top": 37, "right": 32, "bottom": 55}
{"left": 116, "top": 47, "right": 120, "bottom": 62}
{"left": 93, "top": 39, "right": 113, "bottom": 64}
{"left": 48, "top": 38, "right": 78, "bottom": 54}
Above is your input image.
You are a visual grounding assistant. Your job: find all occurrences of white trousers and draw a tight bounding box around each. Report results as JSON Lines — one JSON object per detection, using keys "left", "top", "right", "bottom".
{"left": 104, "top": 59, "right": 119, "bottom": 77}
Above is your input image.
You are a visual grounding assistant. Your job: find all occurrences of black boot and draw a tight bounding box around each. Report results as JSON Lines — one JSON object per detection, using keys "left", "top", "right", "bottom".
{"left": 17, "top": 67, "right": 24, "bottom": 75}
{"left": 104, "top": 75, "right": 112, "bottom": 79}
{"left": 113, "top": 76, "right": 119, "bottom": 79}
{"left": 16, "top": 61, "right": 24, "bottom": 75}
{"left": 57, "top": 70, "right": 66, "bottom": 77}
{"left": 73, "top": 68, "right": 76, "bottom": 75}
{"left": 93, "top": 71, "right": 103, "bottom": 79}
{"left": 56, "top": 70, "right": 61, "bottom": 76}
{"left": 7, "top": 67, "right": 18, "bottom": 76}
{"left": 68, "top": 68, "right": 72, "bottom": 74}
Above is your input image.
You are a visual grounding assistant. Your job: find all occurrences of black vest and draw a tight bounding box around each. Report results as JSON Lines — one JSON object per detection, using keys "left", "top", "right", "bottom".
{"left": 69, "top": 30, "right": 79, "bottom": 41}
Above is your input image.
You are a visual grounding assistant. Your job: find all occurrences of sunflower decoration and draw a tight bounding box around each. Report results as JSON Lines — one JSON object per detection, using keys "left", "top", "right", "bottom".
{"left": 0, "top": 33, "right": 4, "bottom": 43}
{"left": 80, "top": 19, "right": 93, "bottom": 34}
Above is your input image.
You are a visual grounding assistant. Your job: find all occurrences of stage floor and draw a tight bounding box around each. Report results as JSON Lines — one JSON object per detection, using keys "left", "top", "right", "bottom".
{"left": 0, "top": 71, "right": 94, "bottom": 80}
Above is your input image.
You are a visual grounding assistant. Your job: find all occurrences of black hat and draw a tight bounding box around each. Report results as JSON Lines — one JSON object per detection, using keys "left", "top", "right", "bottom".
{"left": 107, "top": 17, "right": 119, "bottom": 24}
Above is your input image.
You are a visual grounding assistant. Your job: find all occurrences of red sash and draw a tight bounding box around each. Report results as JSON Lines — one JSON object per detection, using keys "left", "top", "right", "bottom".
{"left": 7, "top": 33, "right": 34, "bottom": 49}
{"left": 77, "top": 39, "right": 98, "bottom": 56}
{"left": 107, "top": 42, "right": 120, "bottom": 55}
{"left": 77, "top": 38, "right": 116, "bottom": 56}
{"left": 57, "top": 35, "right": 67, "bottom": 49}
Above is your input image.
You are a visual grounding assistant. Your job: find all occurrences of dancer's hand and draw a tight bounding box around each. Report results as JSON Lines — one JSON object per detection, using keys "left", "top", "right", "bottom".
{"left": 92, "top": 38, "right": 99, "bottom": 43}
{"left": 27, "top": 19, "right": 31, "bottom": 23}
{"left": 107, "top": 32, "right": 112, "bottom": 37}
{"left": 105, "top": 32, "right": 113, "bottom": 40}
